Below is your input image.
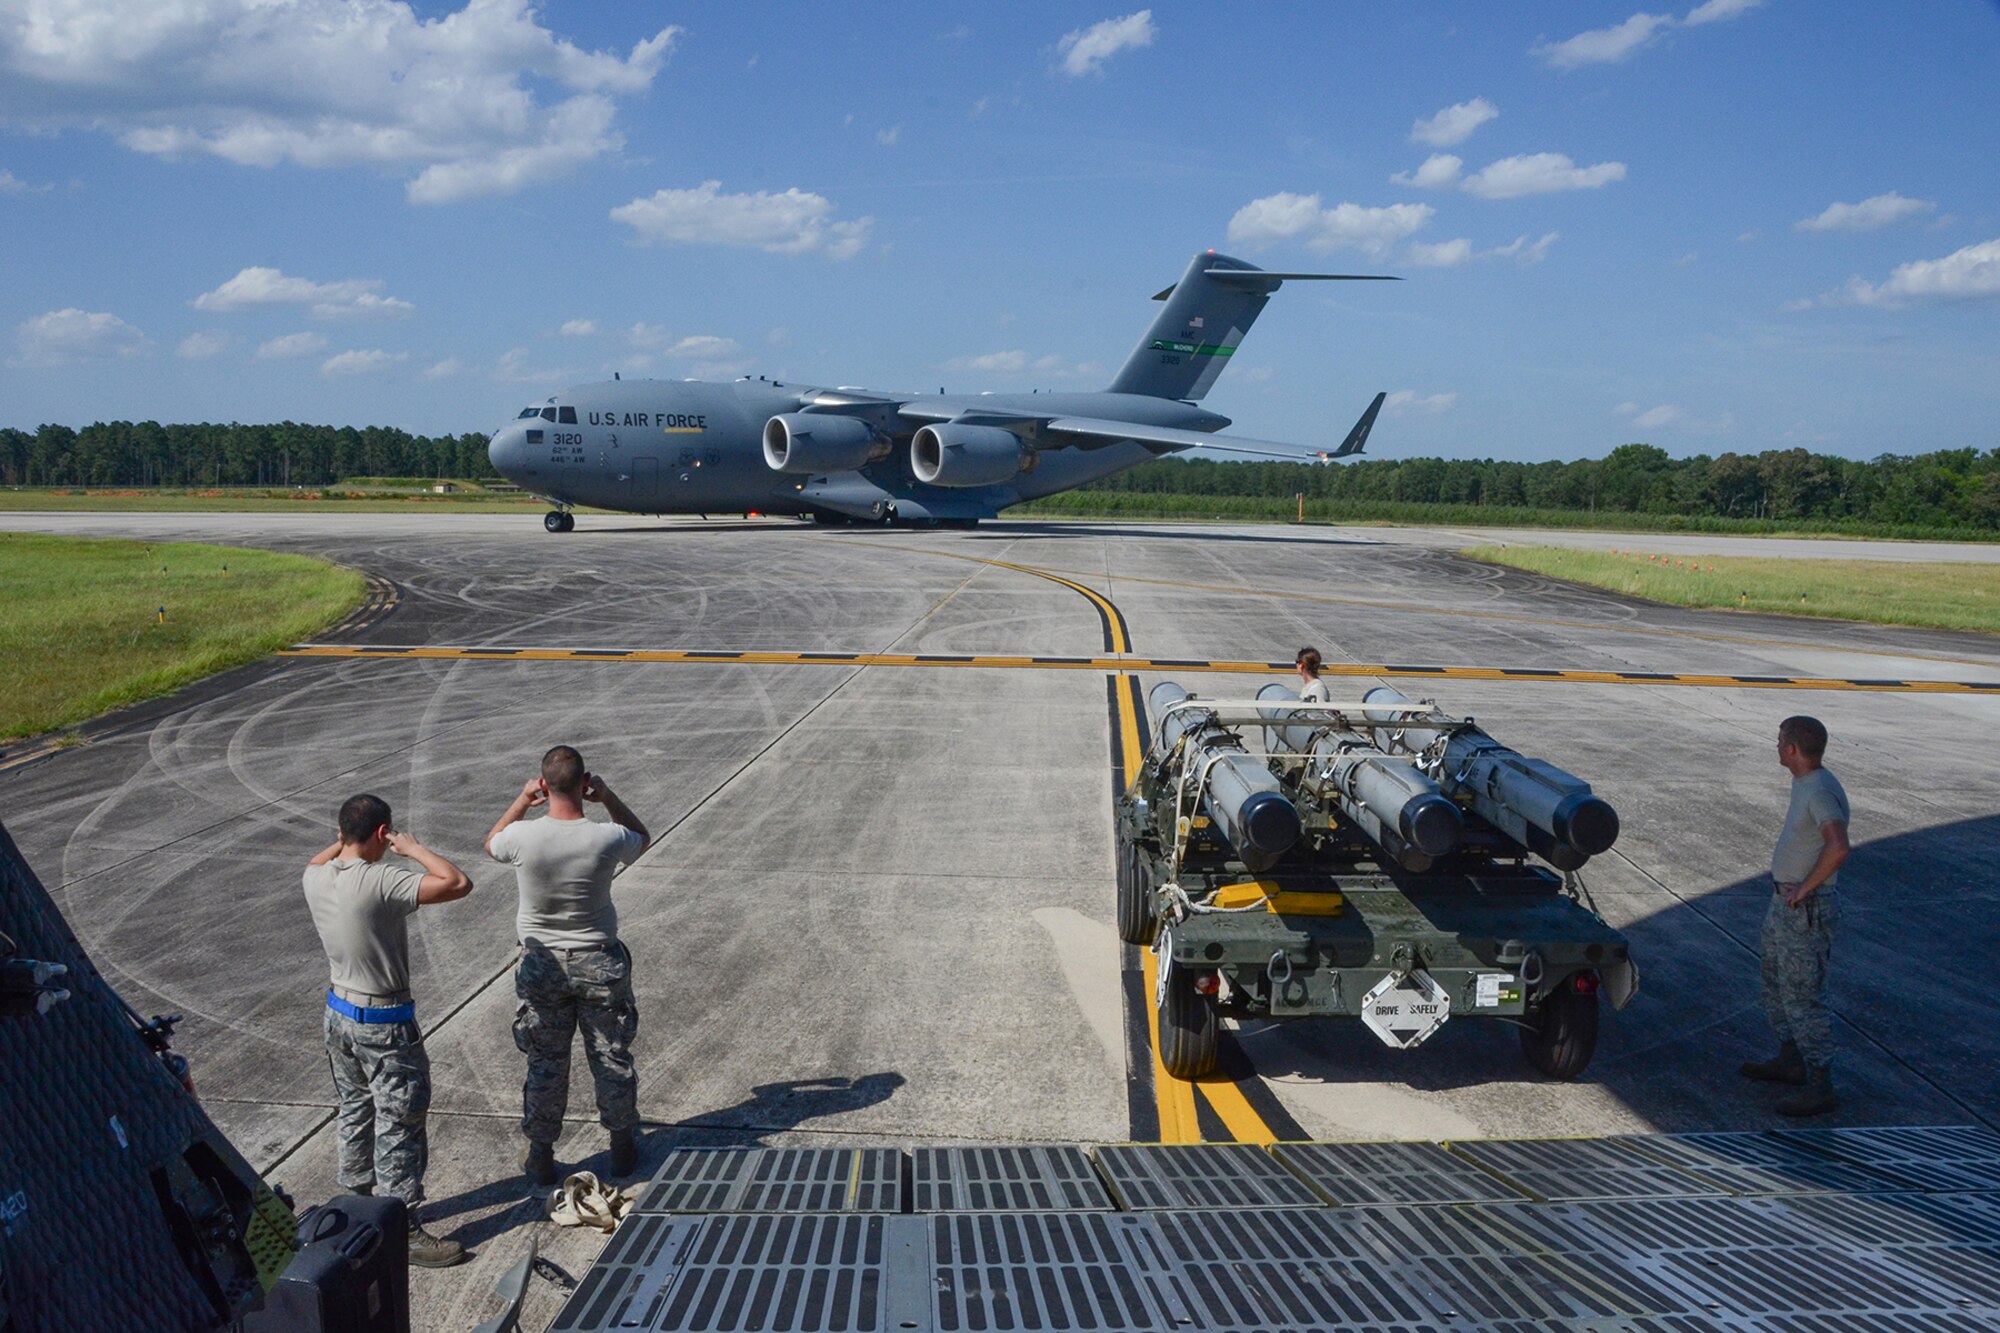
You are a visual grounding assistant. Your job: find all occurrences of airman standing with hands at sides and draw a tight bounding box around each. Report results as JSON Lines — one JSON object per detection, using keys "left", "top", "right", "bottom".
{"left": 486, "top": 746, "right": 651, "bottom": 1187}
{"left": 302, "top": 794, "right": 474, "bottom": 1268}
{"left": 1741, "top": 715, "right": 1850, "bottom": 1117}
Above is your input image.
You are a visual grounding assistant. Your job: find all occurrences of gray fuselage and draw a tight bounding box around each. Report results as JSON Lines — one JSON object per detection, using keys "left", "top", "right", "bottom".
{"left": 485, "top": 378, "right": 1230, "bottom": 521}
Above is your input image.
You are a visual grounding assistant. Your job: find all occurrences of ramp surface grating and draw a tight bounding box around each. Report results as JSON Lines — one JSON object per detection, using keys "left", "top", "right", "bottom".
{"left": 556, "top": 1128, "right": 2000, "bottom": 1331}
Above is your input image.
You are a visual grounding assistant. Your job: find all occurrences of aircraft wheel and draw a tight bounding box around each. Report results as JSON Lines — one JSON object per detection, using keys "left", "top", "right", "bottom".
{"left": 1159, "top": 962, "right": 1218, "bottom": 1079}
{"left": 1115, "top": 836, "right": 1157, "bottom": 946}
{"left": 544, "top": 511, "right": 566, "bottom": 533}
{"left": 1520, "top": 978, "right": 1600, "bottom": 1079}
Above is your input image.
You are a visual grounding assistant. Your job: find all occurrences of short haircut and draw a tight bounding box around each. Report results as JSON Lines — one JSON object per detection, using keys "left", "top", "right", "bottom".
{"left": 1779, "top": 715, "right": 1827, "bottom": 761}
{"left": 338, "top": 793, "right": 392, "bottom": 843}
{"left": 542, "top": 745, "right": 586, "bottom": 796}
{"left": 1296, "top": 646, "right": 1322, "bottom": 676}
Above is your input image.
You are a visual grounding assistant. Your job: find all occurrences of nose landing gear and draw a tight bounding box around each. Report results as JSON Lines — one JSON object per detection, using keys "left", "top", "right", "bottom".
{"left": 543, "top": 510, "right": 575, "bottom": 533}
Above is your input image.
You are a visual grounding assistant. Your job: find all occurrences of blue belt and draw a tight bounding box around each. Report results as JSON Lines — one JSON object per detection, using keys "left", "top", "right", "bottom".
{"left": 326, "top": 989, "right": 415, "bottom": 1024}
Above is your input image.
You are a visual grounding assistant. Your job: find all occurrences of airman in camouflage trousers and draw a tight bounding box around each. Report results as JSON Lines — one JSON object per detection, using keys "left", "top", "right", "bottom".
{"left": 1759, "top": 886, "right": 1840, "bottom": 1066}
{"left": 326, "top": 1007, "right": 431, "bottom": 1203}
{"left": 514, "top": 941, "right": 640, "bottom": 1146}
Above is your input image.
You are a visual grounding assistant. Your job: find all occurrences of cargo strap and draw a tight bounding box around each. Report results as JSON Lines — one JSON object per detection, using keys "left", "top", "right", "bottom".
{"left": 325, "top": 989, "right": 415, "bottom": 1024}
{"left": 547, "top": 1172, "right": 632, "bottom": 1234}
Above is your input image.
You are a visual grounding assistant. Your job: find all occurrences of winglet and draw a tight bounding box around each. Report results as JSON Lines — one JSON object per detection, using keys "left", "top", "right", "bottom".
{"left": 1320, "top": 391, "right": 1386, "bottom": 460}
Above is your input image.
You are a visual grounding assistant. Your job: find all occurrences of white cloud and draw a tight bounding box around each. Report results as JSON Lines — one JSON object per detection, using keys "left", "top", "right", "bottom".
{"left": 1533, "top": 13, "right": 1674, "bottom": 67}
{"left": 559, "top": 319, "right": 598, "bottom": 337}
{"left": 949, "top": 350, "right": 1030, "bottom": 373}
{"left": 177, "top": 331, "right": 227, "bottom": 359}
{"left": 666, "top": 335, "right": 741, "bottom": 359}
{"left": 11, "top": 308, "right": 147, "bottom": 366}
{"left": 494, "top": 346, "right": 569, "bottom": 383}
{"left": 321, "top": 349, "right": 406, "bottom": 376}
{"left": 257, "top": 331, "right": 328, "bottom": 359}
{"left": 1391, "top": 153, "right": 1462, "bottom": 189}
{"left": 1226, "top": 194, "right": 1433, "bottom": 257}
{"left": 1411, "top": 98, "right": 1497, "bottom": 147}
{"left": 1055, "top": 10, "right": 1156, "bottom": 77}
{"left": 1821, "top": 239, "right": 2000, "bottom": 308}
{"left": 1383, "top": 390, "right": 1456, "bottom": 416}
{"left": 0, "top": 2, "right": 677, "bottom": 205}
{"left": 1462, "top": 153, "right": 1626, "bottom": 199}
{"left": 1403, "top": 239, "right": 1475, "bottom": 268}
{"left": 424, "top": 357, "right": 463, "bottom": 379}
{"left": 1492, "top": 231, "right": 1560, "bottom": 264}
{"left": 611, "top": 180, "right": 872, "bottom": 259}
{"left": 192, "top": 267, "right": 413, "bottom": 319}
{"left": 1615, "top": 402, "right": 1734, "bottom": 434}
{"left": 945, "top": 350, "right": 1097, "bottom": 379}
{"left": 1795, "top": 192, "right": 1936, "bottom": 233}
{"left": 876, "top": 125, "right": 901, "bottom": 147}
{"left": 1, "top": 167, "right": 50, "bottom": 194}
{"left": 627, "top": 322, "right": 671, "bottom": 349}
{"left": 1683, "top": 0, "right": 1763, "bottom": 25}
{"left": 1405, "top": 233, "right": 1557, "bottom": 268}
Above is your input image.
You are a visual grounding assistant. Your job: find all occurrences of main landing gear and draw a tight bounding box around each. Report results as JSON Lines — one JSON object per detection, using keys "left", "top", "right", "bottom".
{"left": 543, "top": 510, "right": 575, "bottom": 533}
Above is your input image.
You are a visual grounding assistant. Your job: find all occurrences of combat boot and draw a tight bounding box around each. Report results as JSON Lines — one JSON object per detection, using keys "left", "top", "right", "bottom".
{"left": 521, "top": 1139, "right": 558, "bottom": 1187}
{"left": 407, "top": 1219, "right": 465, "bottom": 1268}
{"left": 1776, "top": 1062, "right": 1837, "bottom": 1117}
{"left": 1740, "top": 1039, "right": 1807, "bottom": 1085}
{"left": 610, "top": 1128, "right": 639, "bottom": 1176}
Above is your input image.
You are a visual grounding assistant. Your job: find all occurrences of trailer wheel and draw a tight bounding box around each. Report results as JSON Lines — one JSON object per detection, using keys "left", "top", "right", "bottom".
{"left": 1520, "top": 982, "right": 1599, "bottom": 1079}
{"left": 1116, "top": 837, "right": 1157, "bottom": 946}
{"left": 1159, "top": 964, "right": 1218, "bottom": 1079}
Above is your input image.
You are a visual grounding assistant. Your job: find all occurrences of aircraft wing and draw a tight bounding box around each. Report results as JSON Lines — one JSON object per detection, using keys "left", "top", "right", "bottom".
{"left": 898, "top": 391, "right": 1381, "bottom": 463}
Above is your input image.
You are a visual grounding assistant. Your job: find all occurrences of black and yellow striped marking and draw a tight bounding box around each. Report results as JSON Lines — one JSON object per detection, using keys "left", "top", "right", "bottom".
{"left": 275, "top": 645, "right": 2000, "bottom": 694}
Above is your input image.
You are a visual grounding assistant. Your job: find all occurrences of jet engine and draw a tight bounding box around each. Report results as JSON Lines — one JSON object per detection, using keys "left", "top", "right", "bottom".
{"left": 763, "top": 413, "right": 889, "bottom": 474}
{"left": 910, "top": 424, "right": 1037, "bottom": 488}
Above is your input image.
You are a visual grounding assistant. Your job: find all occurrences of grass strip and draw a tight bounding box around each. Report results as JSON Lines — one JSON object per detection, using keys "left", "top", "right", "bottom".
{"left": 1466, "top": 544, "right": 2000, "bottom": 635}
{"left": 0, "top": 533, "right": 366, "bottom": 741}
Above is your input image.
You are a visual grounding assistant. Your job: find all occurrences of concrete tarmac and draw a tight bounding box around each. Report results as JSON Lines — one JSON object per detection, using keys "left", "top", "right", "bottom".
{"left": 4, "top": 512, "right": 1997, "bottom": 1330}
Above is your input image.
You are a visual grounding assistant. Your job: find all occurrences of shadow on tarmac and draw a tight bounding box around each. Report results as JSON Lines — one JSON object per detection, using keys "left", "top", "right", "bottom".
{"left": 421, "top": 1074, "right": 908, "bottom": 1251}
{"left": 1226, "top": 814, "right": 2000, "bottom": 1134}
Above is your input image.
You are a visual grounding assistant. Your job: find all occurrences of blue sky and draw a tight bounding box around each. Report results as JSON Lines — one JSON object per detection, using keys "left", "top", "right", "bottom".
{"left": 2, "top": 1, "right": 1996, "bottom": 462}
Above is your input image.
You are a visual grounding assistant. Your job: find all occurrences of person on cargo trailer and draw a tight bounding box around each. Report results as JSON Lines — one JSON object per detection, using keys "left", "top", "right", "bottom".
{"left": 1296, "top": 646, "right": 1331, "bottom": 703}
{"left": 1741, "top": 714, "right": 1850, "bottom": 1117}
{"left": 485, "top": 745, "right": 652, "bottom": 1187}
{"left": 302, "top": 793, "right": 474, "bottom": 1268}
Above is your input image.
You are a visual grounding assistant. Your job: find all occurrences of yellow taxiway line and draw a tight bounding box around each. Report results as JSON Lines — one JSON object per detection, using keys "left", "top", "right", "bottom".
{"left": 276, "top": 644, "right": 2000, "bottom": 694}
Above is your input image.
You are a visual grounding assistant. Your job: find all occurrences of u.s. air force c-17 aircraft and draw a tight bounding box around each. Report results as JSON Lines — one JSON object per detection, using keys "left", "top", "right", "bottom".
{"left": 485, "top": 250, "right": 1394, "bottom": 531}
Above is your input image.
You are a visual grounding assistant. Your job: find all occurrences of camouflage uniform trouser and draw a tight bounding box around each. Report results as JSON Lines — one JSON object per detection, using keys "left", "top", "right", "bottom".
{"left": 1760, "top": 885, "right": 1841, "bottom": 1066}
{"left": 324, "top": 1007, "right": 430, "bottom": 1205}
{"left": 514, "top": 942, "right": 639, "bottom": 1145}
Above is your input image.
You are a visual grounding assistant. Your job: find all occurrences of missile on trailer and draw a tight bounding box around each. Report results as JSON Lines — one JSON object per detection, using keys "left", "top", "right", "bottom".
{"left": 1149, "top": 681, "right": 1302, "bottom": 871}
{"left": 1361, "top": 685, "right": 1620, "bottom": 869}
{"left": 1256, "top": 684, "right": 1463, "bottom": 869}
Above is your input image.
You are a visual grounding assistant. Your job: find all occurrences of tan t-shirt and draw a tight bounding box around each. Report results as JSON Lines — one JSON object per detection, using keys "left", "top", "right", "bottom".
{"left": 488, "top": 816, "right": 646, "bottom": 950}
{"left": 1772, "top": 767, "right": 1850, "bottom": 889}
{"left": 302, "top": 859, "right": 423, "bottom": 997}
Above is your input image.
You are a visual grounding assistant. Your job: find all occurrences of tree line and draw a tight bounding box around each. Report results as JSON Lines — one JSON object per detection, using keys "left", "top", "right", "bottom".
{"left": 6, "top": 422, "right": 1998, "bottom": 532}
{"left": 1083, "top": 443, "right": 2000, "bottom": 531}
{"left": 0, "top": 421, "right": 497, "bottom": 489}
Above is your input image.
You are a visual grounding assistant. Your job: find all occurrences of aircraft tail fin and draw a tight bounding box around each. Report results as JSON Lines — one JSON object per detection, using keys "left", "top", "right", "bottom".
{"left": 1106, "top": 251, "right": 1398, "bottom": 402}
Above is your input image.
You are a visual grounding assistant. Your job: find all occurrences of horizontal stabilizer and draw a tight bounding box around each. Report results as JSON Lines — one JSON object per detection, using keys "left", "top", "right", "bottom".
{"left": 1155, "top": 271, "right": 1403, "bottom": 300}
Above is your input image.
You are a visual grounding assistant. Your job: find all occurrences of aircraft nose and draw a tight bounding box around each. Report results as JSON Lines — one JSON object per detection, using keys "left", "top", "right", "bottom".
{"left": 488, "top": 426, "right": 523, "bottom": 479}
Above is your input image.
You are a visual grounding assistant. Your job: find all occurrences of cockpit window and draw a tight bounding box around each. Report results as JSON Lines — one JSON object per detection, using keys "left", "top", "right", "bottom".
{"left": 517, "top": 407, "right": 541, "bottom": 419}
{"left": 558, "top": 407, "right": 578, "bottom": 424}
{"left": 541, "top": 407, "right": 557, "bottom": 422}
